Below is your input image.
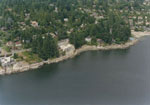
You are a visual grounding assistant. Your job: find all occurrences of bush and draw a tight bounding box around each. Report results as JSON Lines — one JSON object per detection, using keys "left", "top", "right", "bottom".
{"left": 13, "top": 53, "right": 18, "bottom": 59}
{"left": 91, "top": 37, "right": 98, "bottom": 46}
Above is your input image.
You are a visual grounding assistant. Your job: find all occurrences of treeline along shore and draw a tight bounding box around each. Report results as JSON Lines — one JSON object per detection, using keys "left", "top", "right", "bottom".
{"left": 0, "top": 31, "right": 150, "bottom": 75}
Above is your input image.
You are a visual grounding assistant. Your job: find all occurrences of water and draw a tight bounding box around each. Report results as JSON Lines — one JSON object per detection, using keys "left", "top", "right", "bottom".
{"left": 0, "top": 37, "right": 150, "bottom": 105}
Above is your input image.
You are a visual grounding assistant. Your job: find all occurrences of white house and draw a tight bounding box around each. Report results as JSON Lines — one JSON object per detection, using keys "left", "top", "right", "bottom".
{"left": 85, "top": 37, "right": 92, "bottom": 43}
{"left": 64, "top": 18, "right": 69, "bottom": 22}
{"left": 0, "top": 57, "right": 14, "bottom": 67}
{"left": 58, "top": 39, "right": 75, "bottom": 55}
{"left": 58, "top": 39, "right": 69, "bottom": 47}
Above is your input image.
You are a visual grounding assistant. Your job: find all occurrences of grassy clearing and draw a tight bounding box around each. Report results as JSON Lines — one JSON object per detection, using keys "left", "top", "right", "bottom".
{"left": 19, "top": 51, "right": 42, "bottom": 64}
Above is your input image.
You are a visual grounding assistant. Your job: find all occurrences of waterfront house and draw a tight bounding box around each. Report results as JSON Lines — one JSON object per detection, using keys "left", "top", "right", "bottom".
{"left": 97, "top": 39, "right": 103, "bottom": 45}
{"left": 58, "top": 39, "right": 69, "bottom": 47}
{"left": 85, "top": 37, "right": 92, "bottom": 43}
{"left": 0, "top": 57, "right": 14, "bottom": 67}
{"left": 58, "top": 39, "right": 75, "bottom": 55}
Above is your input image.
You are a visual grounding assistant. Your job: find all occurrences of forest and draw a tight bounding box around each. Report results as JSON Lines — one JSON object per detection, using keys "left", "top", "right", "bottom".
{"left": 0, "top": 0, "right": 146, "bottom": 60}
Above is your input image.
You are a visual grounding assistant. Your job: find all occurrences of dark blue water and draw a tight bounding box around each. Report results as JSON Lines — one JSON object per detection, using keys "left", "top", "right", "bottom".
{"left": 0, "top": 37, "right": 150, "bottom": 105}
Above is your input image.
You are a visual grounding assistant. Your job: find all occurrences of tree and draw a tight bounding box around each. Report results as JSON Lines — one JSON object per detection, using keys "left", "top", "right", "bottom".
{"left": 31, "top": 35, "right": 59, "bottom": 60}
{"left": 69, "top": 32, "right": 85, "bottom": 49}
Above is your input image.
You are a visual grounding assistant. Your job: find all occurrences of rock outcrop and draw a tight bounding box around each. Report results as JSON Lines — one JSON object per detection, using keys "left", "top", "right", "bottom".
{"left": 0, "top": 31, "right": 150, "bottom": 75}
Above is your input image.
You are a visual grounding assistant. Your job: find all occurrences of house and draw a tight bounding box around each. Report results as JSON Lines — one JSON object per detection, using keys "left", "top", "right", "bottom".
{"left": 6, "top": 8, "right": 12, "bottom": 12}
{"left": 64, "top": 18, "right": 69, "bottom": 22}
{"left": 55, "top": 7, "right": 58, "bottom": 13}
{"left": 50, "top": 33, "right": 57, "bottom": 38}
{"left": 49, "top": 4, "right": 54, "bottom": 7}
{"left": 67, "top": 31, "right": 71, "bottom": 34}
{"left": 31, "top": 21, "right": 38, "bottom": 27}
{"left": 85, "top": 37, "right": 92, "bottom": 43}
{"left": 137, "top": 21, "right": 143, "bottom": 25}
{"left": 58, "top": 39, "right": 69, "bottom": 47}
{"left": 58, "top": 39, "right": 75, "bottom": 55}
{"left": 0, "top": 57, "right": 14, "bottom": 67}
{"left": 99, "top": 15, "right": 104, "bottom": 19}
{"left": 120, "top": 10, "right": 123, "bottom": 13}
{"left": 80, "top": 24, "right": 84, "bottom": 28}
{"left": 143, "top": 1, "right": 147, "bottom": 5}
{"left": 97, "top": 39, "right": 103, "bottom": 45}
{"left": 1, "top": 27, "right": 7, "bottom": 31}
{"left": 136, "top": 11, "right": 141, "bottom": 15}
{"left": 132, "top": 16, "right": 137, "bottom": 19}
{"left": 15, "top": 41, "right": 22, "bottom": 47}
{"left": 146, "top": 21, "right": 150, "bottom": 26}
{"left": 138, "top": 16, "right": 143, "bottom": 20}
{"left": 22, "top": 40, "right": 30, "bottom": 44}
{"left": 145, "top": 16, "right": 148, "bottom": 20}
{"left": 20, "top": 22, "right": 26, "bottom": 26}
{"left": 129, "top": 19, "right": 134, "bottom": 26}
{"left": 6, "top": 41, "right": 13, "bottom": 47}
{"left": 95, "top": 20, "right": 98, "bottom": 24}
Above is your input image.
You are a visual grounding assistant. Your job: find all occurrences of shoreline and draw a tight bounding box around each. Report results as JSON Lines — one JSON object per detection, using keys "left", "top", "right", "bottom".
{"left": 0, "top": 31, "right": 150, "bottom": 75}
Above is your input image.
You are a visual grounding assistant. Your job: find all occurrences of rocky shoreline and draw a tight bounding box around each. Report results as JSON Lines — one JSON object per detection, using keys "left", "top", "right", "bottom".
{"left": 0, "top": 31, "right": 150, "bottom": 75}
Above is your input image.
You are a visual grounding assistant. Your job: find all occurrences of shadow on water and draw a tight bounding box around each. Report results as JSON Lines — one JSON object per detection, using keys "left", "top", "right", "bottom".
{"left": 32, "top": 63, "right": 60, "bottom": 79}
{"left": 112, "top": 48, "right": 130, "bottom": 56}
{"left": 0, "top": 63, "right": 60, "bottom": 83}
{"left": 66, "top": 47, "right": 131, "bottom": 65}
{"left": 96, "top": 48, "right": 130, "bottom": 58}
{"left": 0, "top": 46, "right": 131, "bottom": 81}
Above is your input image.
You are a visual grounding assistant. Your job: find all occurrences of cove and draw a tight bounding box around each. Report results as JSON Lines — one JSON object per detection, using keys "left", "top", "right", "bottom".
{"left": 0, "top": 37, "right": 150, "bottom": 105}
